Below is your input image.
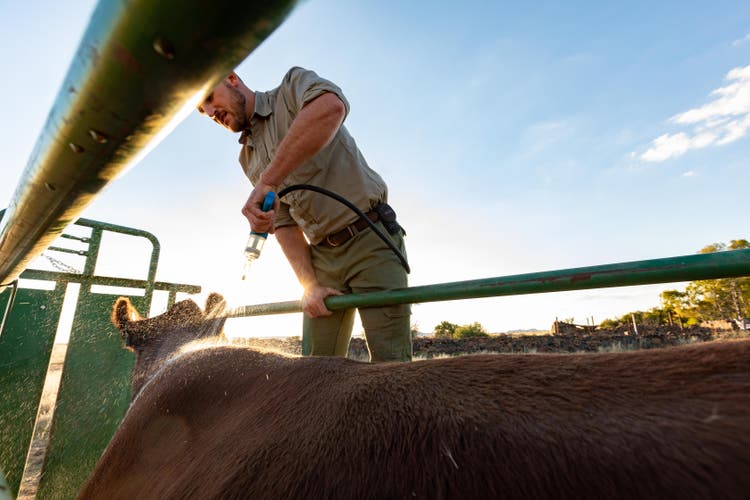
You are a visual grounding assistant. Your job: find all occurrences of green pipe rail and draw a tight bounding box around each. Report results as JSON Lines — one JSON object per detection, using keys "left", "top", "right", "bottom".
{"left": 227, "top": 248, "right": 750, "bottom": 317}
{"left": 0, "top": 0, "right": 298, "bottom": 286}
{"left": 0, "top": 210, "right": 199, "bottom": 308}
{"left": 0, "top": 214, "right": 200, "bottom": 498}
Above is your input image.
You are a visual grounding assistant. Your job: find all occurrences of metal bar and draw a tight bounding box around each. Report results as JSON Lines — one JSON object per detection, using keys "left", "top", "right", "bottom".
{"left": 0, "top": 281, "right": 19, "bottom": 338}
{"left": 228, "top": 300, "right": 302, "bottom": 317}
{"left": 0, "top": 284, "right": 64, "bottom": 495}
{"left": 76, "top": 217, "right": 161, "bottom": 242}
{"left": 3, "top": 210, "right": 178, "bottom": 297}
{"left": 76, "top": 217, "right": 161, "bottom": 306}
{"left": 0, "top": 0, "right": 298, "bottom": 285}
{"left": 47, "top": 246, "right": 88, "bottom": 256}
{"left": 167, "top": 291, "right": 177, "bottom": 310}
{"left": 60, "top": 234, "right": 89, "bottom": 243}
{"left": 226, "top": 249, "right": 750, "bottom": 318}
{"left": 19, "top": 269, "right": 200, "bottom": 294}
{"left": 81, "top": 227, "right": 103, "bottom": 295}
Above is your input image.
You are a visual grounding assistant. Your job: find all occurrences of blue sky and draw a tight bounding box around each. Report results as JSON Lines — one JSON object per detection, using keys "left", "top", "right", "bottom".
{"left": 1, "top": 0, "right": 749, "bottom": 336}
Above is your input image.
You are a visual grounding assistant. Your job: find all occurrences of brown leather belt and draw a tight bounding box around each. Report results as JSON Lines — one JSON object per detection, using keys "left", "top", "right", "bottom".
{"left": 319, "top": 210, "right": 379, "bottom": 247}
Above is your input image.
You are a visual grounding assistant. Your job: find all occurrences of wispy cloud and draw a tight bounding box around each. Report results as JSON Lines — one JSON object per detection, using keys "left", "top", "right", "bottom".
{"left": 640, "top": 64, "right": 750, "bottom": 162}
{"left": 732, "top": 33, "right": 750, "bottom": 47}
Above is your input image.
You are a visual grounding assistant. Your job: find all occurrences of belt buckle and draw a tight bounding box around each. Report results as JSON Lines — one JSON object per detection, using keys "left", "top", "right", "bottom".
{"left": 326, "top": 224, "right": 355, "bottom": 247}
{"left": 325, "top": 234, "right": 340, "bottom": 247}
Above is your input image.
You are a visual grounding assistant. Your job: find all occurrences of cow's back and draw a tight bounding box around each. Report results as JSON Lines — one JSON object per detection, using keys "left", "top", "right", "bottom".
{"left": 80, "top": 339, "right": 750, "bottom": 500}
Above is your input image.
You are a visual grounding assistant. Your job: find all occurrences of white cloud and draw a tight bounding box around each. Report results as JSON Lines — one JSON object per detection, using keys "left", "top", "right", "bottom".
{"left": 732, "top": 33, "right": 750, "bottom": 47}
{"left": 640, "top": 64, "right": 750, "bottom": 162}
{"left": 641, "top": 133, "right": 691, "bottom": 162}
{"left": 681, "top": 170, "right": 697, "bottom": 177}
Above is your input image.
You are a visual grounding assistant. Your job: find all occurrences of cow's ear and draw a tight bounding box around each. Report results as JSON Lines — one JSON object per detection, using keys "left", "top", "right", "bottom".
{"left": 112, "top": 297, "right": 142, "bottom": 331}
{"left": 205, "top": 293, "right": 226, "bottom": 317}
{"left": 203, "top": 293, "right": 228, "bottom": 339}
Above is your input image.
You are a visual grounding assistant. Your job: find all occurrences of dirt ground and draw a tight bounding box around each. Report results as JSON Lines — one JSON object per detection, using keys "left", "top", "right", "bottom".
{"left": 236, "top": 325, "right": 750, "bottom": 360}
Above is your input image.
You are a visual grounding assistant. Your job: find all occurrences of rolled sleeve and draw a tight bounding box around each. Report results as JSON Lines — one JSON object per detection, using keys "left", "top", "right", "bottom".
{"left": 283, "top": 67, "right": 350, "bottom": 119}
{"left": 274, "top": 201, "right": 296, "bottom": 229}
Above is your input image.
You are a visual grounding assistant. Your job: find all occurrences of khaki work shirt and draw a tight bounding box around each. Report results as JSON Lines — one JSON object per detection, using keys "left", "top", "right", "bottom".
{"left": 238, "top": 67, "right": 388, "bottom": 245}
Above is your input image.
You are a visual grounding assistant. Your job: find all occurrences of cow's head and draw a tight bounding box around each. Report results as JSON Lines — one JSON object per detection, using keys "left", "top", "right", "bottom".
{"left": 112, "top": 293, "right": 228, "bottom": 398}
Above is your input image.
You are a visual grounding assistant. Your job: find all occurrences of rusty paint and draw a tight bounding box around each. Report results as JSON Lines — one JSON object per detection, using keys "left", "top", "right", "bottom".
{"left": 569, "top": 273, "right": 592, "bottom": 284}
{"left": 113, "top": 43, "right": 142, "bottom": 74}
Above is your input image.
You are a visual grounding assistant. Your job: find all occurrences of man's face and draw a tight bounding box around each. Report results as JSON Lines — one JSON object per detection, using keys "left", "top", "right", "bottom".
{"left": 197, "top": 79, "right": 247, "bottom": 132}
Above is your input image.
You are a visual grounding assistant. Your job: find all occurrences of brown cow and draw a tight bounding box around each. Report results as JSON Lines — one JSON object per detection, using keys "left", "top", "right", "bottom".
{"left": 80, "top": 296, "right": 750, "bottom": 499}
{"left": 114, "top": 293, "right": 228, "bottom": 398}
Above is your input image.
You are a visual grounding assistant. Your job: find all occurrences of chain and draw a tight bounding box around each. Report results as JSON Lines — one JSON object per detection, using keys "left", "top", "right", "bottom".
{"left": 44, "top": 254, "right": 82, "bottom": 274}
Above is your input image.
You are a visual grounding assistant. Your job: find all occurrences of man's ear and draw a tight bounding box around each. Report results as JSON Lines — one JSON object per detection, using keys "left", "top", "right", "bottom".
{"left": 226, "top": 72, "right": 239, "bottom": 86}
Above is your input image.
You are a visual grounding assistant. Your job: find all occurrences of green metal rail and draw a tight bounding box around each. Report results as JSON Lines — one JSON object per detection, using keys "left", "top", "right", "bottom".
{"left": 0, "top": 210, "right": 199, "bottom": 308}
{"left": 0, "top": 0, "right": 298, "bottom": 286}
{"left": 227, "top": 248, "right": 750, "bottom": 317}
{"left": 47, "top": 217, "right": 201, "bottom": 307}
{"left": 0, "top": 213, "right": 200, "bottom": 498}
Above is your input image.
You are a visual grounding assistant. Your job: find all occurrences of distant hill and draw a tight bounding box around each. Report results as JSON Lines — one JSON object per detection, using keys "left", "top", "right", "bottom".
{"left": 502, "top": 328, "right": 548, "bottom": 336}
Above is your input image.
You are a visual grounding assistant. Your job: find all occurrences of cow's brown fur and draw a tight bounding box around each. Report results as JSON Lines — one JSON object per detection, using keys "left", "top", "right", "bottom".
{"left": 112, "top": 293, "right": 227, "bottom": 398}
{"left": 81, "top": 297, "right": 750, "bottom": 500}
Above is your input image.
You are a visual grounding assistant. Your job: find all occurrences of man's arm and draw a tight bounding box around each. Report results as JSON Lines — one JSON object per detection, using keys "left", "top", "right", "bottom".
{"left": 275, "top": 225, "right": 342, "bottom": 317}
{"left": 242, "top": 92, "right": 346, "bottom": 232}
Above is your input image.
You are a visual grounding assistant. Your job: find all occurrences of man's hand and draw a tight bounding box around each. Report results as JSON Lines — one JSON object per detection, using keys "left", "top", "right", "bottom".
{"left": 241, "top": 182, "right": 279, "bottom": 233}
{"left": 301, "top": 285, "right": 343, "bottom": 318}
{"left": 241, "top": 92, "right": 345, "bottom": 233}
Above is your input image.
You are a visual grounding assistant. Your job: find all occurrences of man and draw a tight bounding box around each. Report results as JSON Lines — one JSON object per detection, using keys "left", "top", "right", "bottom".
{"left": 197, "top": 67, "right": 411, "bottom": 362}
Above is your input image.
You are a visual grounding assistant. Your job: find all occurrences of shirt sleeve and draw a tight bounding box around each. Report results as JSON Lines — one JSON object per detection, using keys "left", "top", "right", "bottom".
{"left": 282, "top": 67, "right": 350, "bottom": 119}
{"left": 274, "top": 200, "right": 296, "bottom": 229}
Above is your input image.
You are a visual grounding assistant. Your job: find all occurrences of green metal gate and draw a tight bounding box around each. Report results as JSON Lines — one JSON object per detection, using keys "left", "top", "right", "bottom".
{"left": 0, "top": 214, "right": 200, "bottom": 499}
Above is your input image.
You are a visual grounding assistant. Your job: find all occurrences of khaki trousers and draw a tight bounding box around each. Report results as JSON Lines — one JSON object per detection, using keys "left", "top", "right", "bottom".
{"left": 307, "top": 221, "right": 412, "bottom": 362}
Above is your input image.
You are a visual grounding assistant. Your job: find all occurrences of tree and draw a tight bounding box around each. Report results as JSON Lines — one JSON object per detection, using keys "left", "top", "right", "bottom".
{"left": 453, "top": 322, "right": 489, "bottom": 339}
{"left": 599, "top": 238, "right": 750, "bottom": 327}
{"left": 728, "top": 240, "right": 750, "bottom": 319}
{"left": 433, "top": 321, "right": 458, "bottom": 338}
{"left": 690, "top": 240, "right": 750, "bottom": 322}
{"left": 660, "top": 289, "right": 696, "bottom": 327}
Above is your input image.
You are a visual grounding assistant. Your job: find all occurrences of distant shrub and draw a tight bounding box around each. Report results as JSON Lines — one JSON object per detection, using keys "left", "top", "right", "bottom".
{"left": 434, "top": 321, "right": 459, "bottom": 338}
{"left": 454, "top": 322, "right": 489, "bottom": 339}
{"left": 599, "top": 318, "right": 622, "bottom": 329}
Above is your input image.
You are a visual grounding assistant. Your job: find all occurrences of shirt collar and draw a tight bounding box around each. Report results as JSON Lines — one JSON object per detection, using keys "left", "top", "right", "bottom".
{"left": 239, "top": 91, "right": 273, "bottom": 145}
{"left": 253, "top": 91, "right": 273, "bottom": 117}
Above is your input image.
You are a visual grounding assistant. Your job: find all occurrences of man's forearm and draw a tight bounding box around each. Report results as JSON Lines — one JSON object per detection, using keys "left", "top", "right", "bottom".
{"left": 259, "top": 92, "right": 346, "bottom": 188}
{"left": 275, "top": 226, "right": 318, "bottom": 290}
{"left": 276, "top": 225, "right": 343, "bottom": 317}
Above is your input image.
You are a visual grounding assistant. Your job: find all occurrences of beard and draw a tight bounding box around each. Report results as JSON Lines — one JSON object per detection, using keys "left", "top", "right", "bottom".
{"left": 224, "top": 83, "right": 247, "bottom": 132}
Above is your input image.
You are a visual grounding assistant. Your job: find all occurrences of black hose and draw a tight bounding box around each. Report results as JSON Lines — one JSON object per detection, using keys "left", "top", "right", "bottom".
{"left": 276, "top": 184, "right": 410, "bottom": 274}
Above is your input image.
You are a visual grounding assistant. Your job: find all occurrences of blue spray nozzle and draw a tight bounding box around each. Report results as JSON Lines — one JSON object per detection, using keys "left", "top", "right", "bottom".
{"left": 243, "top": 191, "right": 276, "bottom": 280}
{"left": 261, "top": 191, "right": 276, "bottom": 212}
{"left": 250, "top": 191, "right": 276, "bottom": 238}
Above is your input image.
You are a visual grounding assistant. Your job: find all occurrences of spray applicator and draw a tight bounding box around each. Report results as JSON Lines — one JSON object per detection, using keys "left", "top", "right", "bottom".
{"left": 241, "top": 191, "right": 276, "bottom": 280}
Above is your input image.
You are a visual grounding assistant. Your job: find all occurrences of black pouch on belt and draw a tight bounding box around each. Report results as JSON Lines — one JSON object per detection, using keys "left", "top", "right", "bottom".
{"left": 373, "top": 203, "right": 406, "bottom": 236}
